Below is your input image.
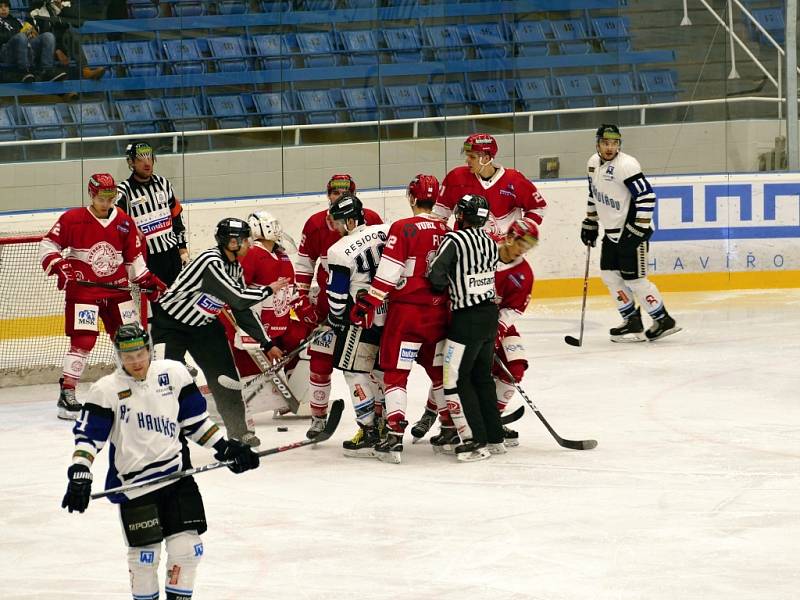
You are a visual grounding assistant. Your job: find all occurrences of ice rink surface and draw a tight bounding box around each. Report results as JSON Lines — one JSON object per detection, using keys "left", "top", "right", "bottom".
{"left": 1, "top": 288, "right": 798, "bottom": 600}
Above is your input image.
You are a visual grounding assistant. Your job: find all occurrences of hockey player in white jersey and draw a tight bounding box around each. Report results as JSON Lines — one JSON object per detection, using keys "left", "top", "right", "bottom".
{"left": 325, "top": 193, "right": 389, "bottom": 457}
{"left": 581, "top": 124, "right": 681, "bottom": 342}
{"left": 61, "top": 323, "right": 260, "bottom": 600}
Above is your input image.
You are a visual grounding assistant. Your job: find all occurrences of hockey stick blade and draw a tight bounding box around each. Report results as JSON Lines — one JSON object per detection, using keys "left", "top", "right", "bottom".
{"left": 91, "top": 400, "right": 344, "bottom": 500}
{"left": 564, "top": 335, "right": 582, "bottom": 347}
{"left": 501, "top": 405, "right": 525, "bottom": 425}
{"left": 218, "top": 374, "right": 245, "bottom": 390}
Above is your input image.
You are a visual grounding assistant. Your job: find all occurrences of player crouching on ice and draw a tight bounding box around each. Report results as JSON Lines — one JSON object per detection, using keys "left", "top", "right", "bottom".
{"left": 61, "top": 323, "right": 260, "bottom": 600}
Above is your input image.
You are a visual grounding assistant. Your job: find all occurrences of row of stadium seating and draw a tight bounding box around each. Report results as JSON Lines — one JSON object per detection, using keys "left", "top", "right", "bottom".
{"left": 0, "top": 70, "right": 678, "bottom": 142}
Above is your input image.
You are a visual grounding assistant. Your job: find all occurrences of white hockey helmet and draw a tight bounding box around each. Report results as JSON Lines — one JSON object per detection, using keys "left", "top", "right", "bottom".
{"left": 247, "top": 211, "right": 283, "bottom": 242}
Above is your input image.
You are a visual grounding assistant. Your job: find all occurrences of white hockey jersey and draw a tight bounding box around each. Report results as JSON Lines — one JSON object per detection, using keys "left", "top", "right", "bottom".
{"left": 326, "top": 224, "right": 390, "bottom": 327}
{"left": 71, "top": 359, "right": 224, "bottom": 503}
{"left": 586, "top": 151, "right": 657, "bottom": 242}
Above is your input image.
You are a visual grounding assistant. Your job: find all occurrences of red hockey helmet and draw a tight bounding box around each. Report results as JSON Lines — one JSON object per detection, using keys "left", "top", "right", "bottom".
{"left": 88, "top": 173, "right": 117, "bottom": 199}
{"left": 462, "top": 133, "right": 498, "bottom": 158}
{"left": 506, "top": 217, "right": 540, "bottom": 246}
{"left": 407, "top": 173, "right": 440, "bottom": 202}
{"left": 327, "top": 174, "right": 356, "bottom": 196}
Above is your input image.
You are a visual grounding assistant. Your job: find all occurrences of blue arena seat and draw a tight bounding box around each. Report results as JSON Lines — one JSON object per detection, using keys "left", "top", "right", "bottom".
{"left": 252, "top": 92, "right": 297, "bottom": 126}
{"left": 341, "top": 0, "right": 377, "bottom": 8}
{"left": 251, "top": 34, "right": 292, "bottom": 71}
{"left": 751, "top": 8, "right": 785, "bottom": 44}
{"left": 207, "top": 36, "right": 249, "bottom": 72}
{"left": 465, "top": 23, "right": 508, "bottom": 59}
{"left": 303, "top": 0, "right": 335, "bottom": 10}
{"left": 428, "top": 82, "right": 469, "bottom": 117}
{"left": 162, "top": 39, "right": 205, "bottom": 76}
{"left": 555, "top": 74, "right": 596, "bottom": 108}
{"left": 161, "top": 0, "right": 206, "bottom": 16}
{"left": 162, "top": 97, "right": 206, "bottom": 131}
{"left": 382, "top": 27, "right": 422, "bottom": 63}
{"left": 510, "top": 20, "right": 550, "bottom": 57}
{"left": 550, "top": 19, "right": 592, "bottom": 54}
{"left": 424, "top": 25, "right": 465, "bottom": 62}
{"left": 82, "top": 43, "right": 115, "bottom": 76}
{"left": 69, "top": 102, "right": 115, "bottom": 137}
{"left": 515, "top": 77, "right": 556, "bottom": 110}
{"left": 215, "top": 0, "right": 249, "bottom": 14}
{"left": 297, "top": 89, "right": 338, "bottom": 124}
{"left": 596, "top": 72, "right": 638, "bottom": 105}
{"left": 384, "top": 84, "right": 426, "bottom": 119}
{"left": 21, "top": 104, "right": 67, "bottom": 139}
{"left": 339, "top": 30, "right": 379, "bottom": 65}
{"left": 0, "top": 106, "right": 22, "bottom": 141}
{"left": 126, "top": 0, "right": 158, "bottom": 19}
{"left": 258, "top": 0, "right": 290, "bottom": 11}
{"left": 207, "top": 94, "right": 251, "bottom": 129}
{"left": 114, "top": 99, "right": 161, "bottom": 134}
{"left": 470, "top": 79, "right": 512, "bottom": 114}
{"left": 592, "top": 16, "right": 631, "bottom": 52}
{"left": 638, "top": 69, "right": 679, "bottom": 103}
{"left": 118, "top": 41, "right": 161, "bottom": 77}
{"left": 341, "top": 88, "right": 380, "bottom": 121}
{"left": 296, "top": 32, "right": 338, "bottom": 68}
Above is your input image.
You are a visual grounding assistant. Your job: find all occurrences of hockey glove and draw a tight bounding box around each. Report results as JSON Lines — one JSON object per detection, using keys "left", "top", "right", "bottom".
{"left": 51, "top": 260, "right": 74, "bottom": 291}
{"left": 134, "top": 271, "right": 167, "bottom": 302}
{"left": 61, "top": 464, "right": 92, "bottom": 514}
{"left": 495, "top": 322, "right": 509, "bottom": 351}
{"left": 214, "top": 439, "right": 260, "bottom": 474}
{"left": 349, "top": 293, "right": 381, "bottom": 329}
{"left": 580, "top": 218, "right": 599, "bottom": 247}
{"left": 618, "top": 222, "right": 652, "bottom": 250}
{"left": 291, "top": 295, "right": 321, "bottom": 326}
{"left": 326, "top": 313, "right": 348, "bottom": 335}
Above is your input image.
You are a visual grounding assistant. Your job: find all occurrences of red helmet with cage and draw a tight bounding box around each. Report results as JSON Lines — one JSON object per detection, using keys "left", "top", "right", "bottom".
{"left": 87, "top": 173, "right": 117, "bottom": 199}
{"left": 407, "top": 173, "right": 440, "bottom": 202}
{"left": 462, "top": 133, "right": 498, "bottom": 158}
{"left": 506, "top": 217, "right": 539, "bottom": 245}
{"left": 327, "top": 174, "right": 356, "bottom": 196}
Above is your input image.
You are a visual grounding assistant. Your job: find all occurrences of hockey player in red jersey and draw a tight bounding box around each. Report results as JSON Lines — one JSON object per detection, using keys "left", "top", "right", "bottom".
{"left": 291, "top": 174, "right": 383, "bottom": 439}
{"left": 433, "top": 133, "right": 547, "bottom": 235}
{"left": 492, "top": 217, "right": 539, "bottom": 446}
{"left": 350, "top": 174, "right": 451, "bottom": 464}
{"left": 39, "top": 173, "right": 166, "bottom": 420}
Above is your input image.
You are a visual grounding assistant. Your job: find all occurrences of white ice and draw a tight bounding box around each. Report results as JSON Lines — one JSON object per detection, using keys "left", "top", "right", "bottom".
{"left": 1, "top": 289, "right": 798, "bottom": 600}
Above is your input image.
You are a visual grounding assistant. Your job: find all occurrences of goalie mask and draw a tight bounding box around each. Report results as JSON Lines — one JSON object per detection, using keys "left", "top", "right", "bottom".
{"left": 247, "top": 211, "right": 283, "bottom": 243}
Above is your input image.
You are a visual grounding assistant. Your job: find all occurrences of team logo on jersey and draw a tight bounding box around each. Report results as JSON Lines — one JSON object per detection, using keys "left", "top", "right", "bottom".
{"left": 158, "top": 373, "right": 170, "bottom": 386}
{"left": 603, "top": 165, "right": 615, "bottom": 181}
{"left": 118, "top": 389, "right": 132, "bottom": 400}
{"left": 403, "top": 223, "right": 418, "bottom": 239}
{"left": 139, "top": 215, "right": 171, "bottom": 236}
{"left": 193, "top": 543, "right": 204, "bottom": 557}
{"left": 273, "top": 287, "right": 291, "bottom": 318}
{"left": 499, "top": 184, "right": 516, "bottom": 198}
{"left": 76, "top": 307, "right": 97, "bottom": 328}
{"left": 116, "top": 222, "right": 129, "bottom": 234}
{"left": 196, "top": 294, "right": 224, "bottom": 315}
{"left": 87, "top": 241, "right": 122, "bottom": 277}
{"left": 139, "top": 551, "right": 155, "bottom": 564}
{"left": 508, "top": 273, "right": 525, "bottom": 288}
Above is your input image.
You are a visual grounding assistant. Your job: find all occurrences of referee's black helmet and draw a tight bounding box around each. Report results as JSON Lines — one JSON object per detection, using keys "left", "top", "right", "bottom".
{"left": 215, "top": 217, "right": 251, "bottom": 248}
{"left": 329, "top": 193, "right": 365, "bottom": 225}
{"left": 455, "top": 194, "right": 490, "bottom": 227}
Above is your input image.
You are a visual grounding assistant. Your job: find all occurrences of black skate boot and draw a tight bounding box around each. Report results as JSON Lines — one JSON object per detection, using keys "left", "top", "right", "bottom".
{"left": 306, "top": 415, "right": 327, "bottom": 440}
{"left": 375, "top": 421, "right": 406, "bottom": 464}
{"left": 455, "top": 440, "right": 491, "bottom": 462}
{"left": 56, "top": 378, "right": 81, "bottom": 421}
{"left": 502, "top": 425, "right": 519, "bottom": 448}
{"left": 609, "top": 308, "right": 645, "bottom": 343}
{"left": 430, "top": 425, "right": 459, "bottom": 455}
{"left": 342, "top": 424, "right": 378, "bottom": 458}
{"left": 645, "top": 312, "right": 681, "bottom": 341}
{"left": 410, "top": 408, "right": 437, "bottom": 442}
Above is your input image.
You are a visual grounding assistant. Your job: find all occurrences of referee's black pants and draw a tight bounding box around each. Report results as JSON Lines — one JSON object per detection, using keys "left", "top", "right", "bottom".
{"left": 147, "top": 247, "right": 183, "bottom": 287}
{"left": 150, "top": 305, "right": 247, "bottom": 439}
{"left": 444, "top": 303, "right": 504, "bottom": 446}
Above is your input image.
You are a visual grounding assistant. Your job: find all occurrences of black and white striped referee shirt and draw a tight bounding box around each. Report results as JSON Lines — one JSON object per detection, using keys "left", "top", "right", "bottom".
{"left": 117, "top": 174, "right": 187, "bottom": 255}
{"left": 428, "top": 228, "right": 498, "bottom": 310}
{"left": 158, "top": 247, "right": 273, "bottom": 330}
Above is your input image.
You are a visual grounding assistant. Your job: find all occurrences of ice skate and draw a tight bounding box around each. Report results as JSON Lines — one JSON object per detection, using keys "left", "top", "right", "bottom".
{"left": 487, "top": 442, "right": 507, "bottom": 455}
{"left": 502, "top": 425, "right": 519, "bottom": 448}
{"left": 410, "top": 408, "right": 436, "bottom": 443}
{"left": 646, "top": 312, "right": 682, "bottom": 341}
{"left": 57, "top": 379, "right": 81, "bottom": 421}
{"left": 455, "top": 440, "right": 491, "bottom": 462}
{"left": 374, "top": 430, "right": 403, "bottom": 464}
{"left": 342, "top": 424, "right": 378, "bottom": 458}
{"left": 430, "top": 426, "right": 459, "bottom": 455}
{"left": 306, "top": 415, "right": 327, "bottom": 440}
{"left": 609, "top": 308, "right": 645, "bottom": 343}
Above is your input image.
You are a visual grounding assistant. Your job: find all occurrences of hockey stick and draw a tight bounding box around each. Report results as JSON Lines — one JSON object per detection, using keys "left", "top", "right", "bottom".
{"left": 493, "top": 356, "right": 597, "bottom": 450}
{"left": 411, "top": 405, "right": 524, "bottom": 444}
{"left": 91, "top": 399, "right": 344, "bottom": 500}
{"left": 565, "top": 245, "right": 591, "bottom": 347}
{"left": 76, "top": 280, "right": 154, "bottom": 294}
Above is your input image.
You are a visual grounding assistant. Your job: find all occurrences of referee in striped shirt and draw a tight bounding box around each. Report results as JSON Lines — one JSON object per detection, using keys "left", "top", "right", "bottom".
{"left": 428, "top": 194, "right": 504, "bottom": 461}
{"left": 117, "top": 140, "right": 188, "bottom": 286}
{"left": 152, "top": 217, "right": 290, "bottom": 445}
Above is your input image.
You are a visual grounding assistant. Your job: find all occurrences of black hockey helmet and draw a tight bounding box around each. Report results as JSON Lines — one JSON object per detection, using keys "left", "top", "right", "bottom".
{"left": 125, "top": 139, "right": 155, "bottom": 162}
{"left": 328, "top": 192, "right": 365, "bottom": 225}
{"left": 215, "top": 217, "right": 251, "bottom": 250}
{"left": 114, "top": 323, "right": 151, "bottom": 355}
{"left": 454, "top": 194, "right": 490, "bottom": 228}
{"left": 596, "top": 123, "right": 621, "bottom": 142}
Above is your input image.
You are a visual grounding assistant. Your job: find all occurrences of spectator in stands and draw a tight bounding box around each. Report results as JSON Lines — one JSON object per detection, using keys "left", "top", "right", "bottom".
{"left": 0, "top": 0, "right": 66, "bottom": 82}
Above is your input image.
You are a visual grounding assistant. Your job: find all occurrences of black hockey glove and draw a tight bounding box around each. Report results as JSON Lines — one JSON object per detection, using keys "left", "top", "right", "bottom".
{"left": 618, "top": 222, "right": 652, "bottom": 250}
{"left": 214, "top": 439, "right": 260, "bottom": 474}
{"left": 326, "top": 313, "right": 348, "bottom": 335}
{"left": 580, "top": 218, "right": 599, "bottom": 247}
{"left": 61, "top": 464, "right": 92, "bottom": 514}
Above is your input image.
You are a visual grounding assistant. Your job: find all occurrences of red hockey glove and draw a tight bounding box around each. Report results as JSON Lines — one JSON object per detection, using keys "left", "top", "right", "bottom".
{"left": 292, "top": 295, "right": 320, "bottom": 326}
{"left": 349, "top": 293, "right": 381, "bottom": 329}
{"left": 134, "top": 271, "right": 167, "bottom": 302}
{"left": 50, "top": 260, "right": 74, "bottom": 291}
{"left": 495, "top": 322, "right": 509, "bottom": 351}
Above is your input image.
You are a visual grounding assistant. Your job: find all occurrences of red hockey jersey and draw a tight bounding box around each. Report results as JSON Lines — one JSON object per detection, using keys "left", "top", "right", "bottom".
{"left": 369, "top": 213, "right": 450, "bottom": 306}
{"left": 495, "top": 256, "right": 534, "bottom": 332}
{"left": 433, "top": 166, "right": 546, "bottom": 235}
{"left": 39, "top": 206, "right": 148, "bottom": 301}
{"left": 239, "top": 241, "right": 295, "bottom": 337}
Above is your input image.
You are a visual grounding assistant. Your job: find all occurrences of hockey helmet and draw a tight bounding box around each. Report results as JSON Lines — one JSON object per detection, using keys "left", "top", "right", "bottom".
{"left": 328, "top": 192, "right": 365, "bottom": 224}
{"left": 596, "top": 124, "right": 622, "bottom": 142}
{"left": 215, "top": 217, "right": 251, "bottom": 249}
{"left": 462, "top": 133, "right": 498, "bottom": 158}
{"left": 87, "top": 173, "right": 117, "bottom": 200}
{"left": 114, "top": 323, "right": 151, "bottom": 355}
{"left": 247, "top": 210, "right": 283, "bottom": 242}
{"left": 327, "top": 174, "right": 356, "bottom": 197}
{"left": 454, "top": 194, "right": 490, "bottom": 228}
{"left": 125, "top": 140, "right": 155, "bottom": 162}
{"left": 407, "top": 174, "right": 440, "bottom": 203}
{"left": 506, "top": 217, "right": 540, "bottom": 246}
